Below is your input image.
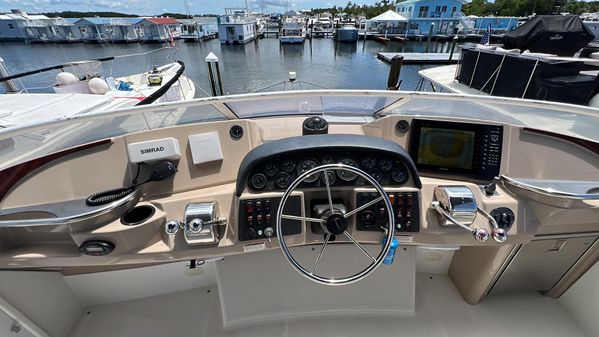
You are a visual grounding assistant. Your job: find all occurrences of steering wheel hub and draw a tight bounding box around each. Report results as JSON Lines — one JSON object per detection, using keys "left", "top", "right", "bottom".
{"left": 325, "top": 213, "right": 348, "bottom": 235}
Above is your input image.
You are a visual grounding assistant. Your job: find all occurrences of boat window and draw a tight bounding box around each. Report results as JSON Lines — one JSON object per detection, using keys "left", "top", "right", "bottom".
{"left": 387, "top": 97, "right": 599, "bottom": 142}
{"left": 0, "top": 103, "right": 227, "bottom": 170}
{"left": 225, "top": 95, "right": 399, "bottom": 118}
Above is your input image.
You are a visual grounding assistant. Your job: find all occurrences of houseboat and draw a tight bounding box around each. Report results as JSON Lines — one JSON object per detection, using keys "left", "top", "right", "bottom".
{"left": 49, "top": 18, "right": 82, "bottom": 43}
{"left": 218, "top": 8, "right": 257, "bottom": 44}
{"left": 74, "top": 18, "right": 139, "bottom": 43}
{"left": 280, "top": 18, "right": 306, "bottom": 44}
{"left": 134, "top": 17, "right": 181, "bottom": 43}
{"left": 0, "top": 10, "right": 53, "bottom": 43}
{"left": 396, "top": 0, "right": 467, "bottom": 35}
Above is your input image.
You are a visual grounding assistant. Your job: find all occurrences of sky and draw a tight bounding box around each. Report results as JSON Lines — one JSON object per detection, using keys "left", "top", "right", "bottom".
{"left": 0, "top": 0, "right": 381, "bottom": 15}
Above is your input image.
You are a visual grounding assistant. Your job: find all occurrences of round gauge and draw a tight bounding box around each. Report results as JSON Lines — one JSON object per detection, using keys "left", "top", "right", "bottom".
{"left": 368, "top": 169, "right": 382, "bottom": 183}
{"left": 379, "top": 158, "right": 393, "bottom": 172}
{"left": 264, "top": 162, "right": 279, "bottom": 177}
{"left": 281, "top": 160, "right": 296, "bottom": 173}
{"left": 297, "top": 158, "right": 321, "bottom": 183}
{"left": 361, "top": 156, "right": 377, "bottom": 169}
{"left": 321, "top": 170, "right": 336, "bottom": 185}
{"left": 321, "top": 155, "right": 335, "bottom": 165}
{"left": 274, "top": 172, "right": 292, "bottom": 189}
{"left": 391, "top": 166, "right": 408, "bottom": 184}
{"left": 395, "top": 120, "right": 410, "bottom": 133}
{"left": 337, "top": 158, "right": 360, "bottom": 182}
{"left": 249, "top": 173, "right": 267, "bottom": 190}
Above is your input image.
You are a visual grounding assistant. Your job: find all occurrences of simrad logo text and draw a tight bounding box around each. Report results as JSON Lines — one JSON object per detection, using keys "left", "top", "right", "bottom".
{"left": 140, "top": 146, "right": 165, "bottom": 154}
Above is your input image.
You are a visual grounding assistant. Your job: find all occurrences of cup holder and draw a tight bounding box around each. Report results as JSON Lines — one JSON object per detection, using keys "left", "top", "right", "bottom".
{"left": 121, "top": 205, "right": 155, "bottom": 226}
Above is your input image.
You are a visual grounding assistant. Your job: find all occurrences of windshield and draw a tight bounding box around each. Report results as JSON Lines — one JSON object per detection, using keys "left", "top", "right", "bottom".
{"left": 225, "top": 95, "right": 399, "bottom": 118}
{"left": 0, "top": 91, "right": 598, "bottom": 170}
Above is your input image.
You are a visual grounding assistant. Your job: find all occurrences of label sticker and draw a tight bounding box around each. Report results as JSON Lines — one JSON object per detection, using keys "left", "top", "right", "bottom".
{"left": 243, "top": 242, "right": 266, "bottom": 253}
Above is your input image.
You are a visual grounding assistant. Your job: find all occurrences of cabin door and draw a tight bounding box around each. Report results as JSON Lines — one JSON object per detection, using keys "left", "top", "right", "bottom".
{"left": 226, "top": 26, "right": 235, "bottom": 40}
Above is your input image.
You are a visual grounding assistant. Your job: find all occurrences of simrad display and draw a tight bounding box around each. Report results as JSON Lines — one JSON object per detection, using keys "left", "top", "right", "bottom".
{"left": 409, "top": 120, "right": 503, "bottom": 180}
{"left": 417, "top": 127, "right": 475, "bottom": 170}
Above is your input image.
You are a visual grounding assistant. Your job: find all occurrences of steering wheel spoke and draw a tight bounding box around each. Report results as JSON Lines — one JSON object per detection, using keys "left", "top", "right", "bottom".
{"left": 281, "top": 214, "right": 326, "bottom": 224}
{"left": 276, "top": 163, "right": 395, "bottom": 286}
{"left": 343, "top": 230, "right": 376, "bottom": 262}
{"left": 344, "top": 196, "right": 383, "bottom": 219}
{"left": 310, "top": 232, "right": 332, "bottom": 275}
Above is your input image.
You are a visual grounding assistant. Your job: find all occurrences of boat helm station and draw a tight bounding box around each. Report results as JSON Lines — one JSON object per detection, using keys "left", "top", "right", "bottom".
{"left": 0, "top": 91, "right": 597, "bottom": 336}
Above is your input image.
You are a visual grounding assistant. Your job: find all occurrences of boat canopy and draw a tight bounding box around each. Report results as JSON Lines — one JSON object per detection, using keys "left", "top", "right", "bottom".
{"left": 0, "top": 91, "right": 598, "bottom": 170}
{"left": 369, "top": 10, "right": 408, "bottom": 22}
{"left": 503, "top": 15, "right": 594, "bottom": 56}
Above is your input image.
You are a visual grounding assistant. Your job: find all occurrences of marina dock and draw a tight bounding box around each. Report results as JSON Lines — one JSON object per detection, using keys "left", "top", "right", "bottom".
{"left": 377, "top": 52, "right": 460, "bottom": 64}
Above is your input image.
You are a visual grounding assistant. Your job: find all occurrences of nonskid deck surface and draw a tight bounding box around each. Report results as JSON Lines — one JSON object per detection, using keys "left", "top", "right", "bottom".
{"left": 67, "top": 274, "right": 589, "bottom": 337}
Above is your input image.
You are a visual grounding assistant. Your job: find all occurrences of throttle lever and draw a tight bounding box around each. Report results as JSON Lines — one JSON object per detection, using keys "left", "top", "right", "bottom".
{"left": 431, "top": 201, "right": 489, "bottom": 243}
{"left": 477, "top": 206, "right": 508, "bottom": 242}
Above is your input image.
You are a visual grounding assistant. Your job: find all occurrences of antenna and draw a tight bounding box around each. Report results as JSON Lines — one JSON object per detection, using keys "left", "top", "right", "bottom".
{"left": 183, "top": 0, "right": 192, "bottom": 19}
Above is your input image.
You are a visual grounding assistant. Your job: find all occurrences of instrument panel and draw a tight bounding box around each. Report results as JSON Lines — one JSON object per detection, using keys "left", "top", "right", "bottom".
{"left": 247, "top": 150, "right": 410, "bottom": 192}
{"left": 408, "top": 119, "right": 503, "bottom": 181}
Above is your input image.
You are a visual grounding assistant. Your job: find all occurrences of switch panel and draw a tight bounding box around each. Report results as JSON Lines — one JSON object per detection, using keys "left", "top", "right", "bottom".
{"left": 238, "top": 196, "right": 302, "bottom": 241}
{"left": 356, "top": 192, "right": 419, "bottom": 233}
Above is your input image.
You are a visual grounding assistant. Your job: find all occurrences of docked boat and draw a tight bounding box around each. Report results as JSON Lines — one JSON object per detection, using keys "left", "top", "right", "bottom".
{"left": 418, "top": 15, "right": 599, "bottom": 107}
{"left": 0, "top": 90, "right": 596, "bottom": 337}
{"left": 280, "top": 18, "right": 306, "bottom": 44}
{"left": 334, "top": 25, "right": 359, "bottom": 43}
{"left": 1, "top": 59, "right": 196, "bottom": 104}
{"left": 217, "top": 8, "right": 258, "bottom": 44}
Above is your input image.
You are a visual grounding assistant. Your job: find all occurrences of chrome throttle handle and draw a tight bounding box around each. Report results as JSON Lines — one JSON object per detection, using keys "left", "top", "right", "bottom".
{"left": 477, "top": 206, "right": 508, "bottom": 243}
{"left": 431, "top": 201, "right": 489, "bottom": 243}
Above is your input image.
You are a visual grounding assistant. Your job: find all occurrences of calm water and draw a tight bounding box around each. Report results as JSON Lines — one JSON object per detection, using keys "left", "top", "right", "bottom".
{"left": 0, "top": 38, "right": 450, "bottom": 96}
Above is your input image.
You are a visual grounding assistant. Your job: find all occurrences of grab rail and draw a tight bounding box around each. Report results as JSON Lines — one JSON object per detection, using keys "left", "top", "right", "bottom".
{"left": 500, "top": 175, "right": 599, "bottom": 208}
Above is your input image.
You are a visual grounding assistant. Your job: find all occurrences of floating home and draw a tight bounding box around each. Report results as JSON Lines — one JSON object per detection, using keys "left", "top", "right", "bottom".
{"left": 134, "top": 17, "right": 182, "bottom": 43}
{"left": 74, "top": 17, "right": 139, "bottom": 43}
{"left": 0, "top": 10, "right": 53, "bottom": 42}
{"left": 50, "top": 18, "right": 81, "bottom": 43}
{"left": 396, "top": 0, "right": 467, "bottom": 35}
{"left": 465, "top": 16, "right": 520, "bottom": 34}
{"left": 217, "top": 8, "right": 257, "bottom": 44}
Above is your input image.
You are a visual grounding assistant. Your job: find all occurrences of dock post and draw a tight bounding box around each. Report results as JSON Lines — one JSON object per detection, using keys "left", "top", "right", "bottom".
{"left": 386, "top": 55, "right": 404, "bottom": 90}
{"left": 425, "top": 23, "right": 434, "bottom": 53}
{"left": 0, "top": 57, "right": 21, "bottom": 93}
{"left": 205, "top": 52, "right": 219, "bottom": 96}
{"left": 448, "top": 36, "right": 458, "bottom": 64}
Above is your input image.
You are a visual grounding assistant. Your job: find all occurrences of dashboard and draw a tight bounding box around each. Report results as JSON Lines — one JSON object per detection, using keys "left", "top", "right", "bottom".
{"left": 246, "top": 151, "right": 410, "bottom": 192}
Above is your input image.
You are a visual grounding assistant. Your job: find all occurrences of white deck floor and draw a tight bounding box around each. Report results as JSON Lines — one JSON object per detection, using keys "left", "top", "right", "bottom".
{"left": 67, "top": 273, "right": 590, "bottom": 337}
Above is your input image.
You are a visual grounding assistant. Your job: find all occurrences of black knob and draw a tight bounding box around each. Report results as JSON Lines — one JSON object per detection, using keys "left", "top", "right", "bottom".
{"left": 246, "top": 228, "right": 257, "bottom": 240}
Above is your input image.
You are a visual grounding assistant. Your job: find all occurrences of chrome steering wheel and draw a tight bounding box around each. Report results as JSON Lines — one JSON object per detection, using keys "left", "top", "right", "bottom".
{"left": 276, "top": 163, "right": 395, "bottom": 286}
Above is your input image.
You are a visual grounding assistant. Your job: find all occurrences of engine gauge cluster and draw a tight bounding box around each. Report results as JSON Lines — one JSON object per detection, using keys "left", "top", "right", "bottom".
{"left": 247, "top": 151, "right": 410, "bottom": 192}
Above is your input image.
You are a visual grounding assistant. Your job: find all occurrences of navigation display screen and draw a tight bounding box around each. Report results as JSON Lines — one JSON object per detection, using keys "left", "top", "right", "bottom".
{"left": 416, "top": 127, "right": 475, "bottom": 170}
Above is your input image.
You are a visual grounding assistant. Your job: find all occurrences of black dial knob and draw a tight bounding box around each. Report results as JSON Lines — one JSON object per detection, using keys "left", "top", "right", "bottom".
{"left": 360, "top": 211, "right": 377, "bottom": 228}
{"left": 249, "top": 173, "right": 267, "bottom": 190}
{"left": 302, "top": 116, "right": 329, "bottom": 135}
{"left": 245, "top": 227, "right": 257, "bottom": 240}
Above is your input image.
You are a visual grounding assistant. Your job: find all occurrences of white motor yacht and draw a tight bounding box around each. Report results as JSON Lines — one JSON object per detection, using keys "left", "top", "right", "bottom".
{"left": 0, "top": 91, "right": 596, "bottom": 337}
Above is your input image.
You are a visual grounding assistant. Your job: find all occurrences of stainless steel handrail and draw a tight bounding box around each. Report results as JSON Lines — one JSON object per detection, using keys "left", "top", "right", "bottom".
{"left": 500, "top": 175, "right": 599, "bottom": 208}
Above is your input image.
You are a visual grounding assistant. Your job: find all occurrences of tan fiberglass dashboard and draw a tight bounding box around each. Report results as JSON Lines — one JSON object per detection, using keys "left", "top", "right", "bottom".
{"left": 0, "top": 114, "right": 598, "bottom": 268}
